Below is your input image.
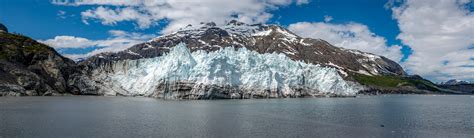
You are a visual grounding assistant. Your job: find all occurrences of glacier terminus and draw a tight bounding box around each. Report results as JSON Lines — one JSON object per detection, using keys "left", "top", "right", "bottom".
{"left": 90, "top": 43, "right": 361, "bottom": 99}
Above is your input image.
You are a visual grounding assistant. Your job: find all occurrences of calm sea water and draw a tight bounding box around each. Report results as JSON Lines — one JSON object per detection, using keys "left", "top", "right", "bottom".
{"left": 0, "top": 95, "right": 473, "bottom": 137}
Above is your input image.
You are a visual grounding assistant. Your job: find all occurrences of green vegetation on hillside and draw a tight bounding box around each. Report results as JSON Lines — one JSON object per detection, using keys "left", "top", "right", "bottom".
{"left": 353, "top": 74, "right": 440, "bottom": 91}
{"left": 0, "top": 32, "right": 50, "bottom": 59}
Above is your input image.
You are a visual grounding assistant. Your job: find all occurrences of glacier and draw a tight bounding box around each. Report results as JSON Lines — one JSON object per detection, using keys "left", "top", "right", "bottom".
{"left": 91, "top": 43, "right": 360, "bottom": 99}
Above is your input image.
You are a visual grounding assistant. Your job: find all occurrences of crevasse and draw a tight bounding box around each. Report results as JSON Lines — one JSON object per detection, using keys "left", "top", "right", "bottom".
{"left": 94, "top": 43, "right": 359, "bottom": 97}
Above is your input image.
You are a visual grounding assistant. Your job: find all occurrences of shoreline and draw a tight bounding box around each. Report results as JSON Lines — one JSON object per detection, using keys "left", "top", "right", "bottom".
{"left": 1, "top": 93, "right": 472, "bottom": 100}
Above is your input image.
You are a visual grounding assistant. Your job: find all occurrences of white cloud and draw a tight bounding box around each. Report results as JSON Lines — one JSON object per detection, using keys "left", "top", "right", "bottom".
{"left": 51, "top": 0, "right": 307, "bottom": 34}
{"left": 40, "top": 30, "right": 156, "bottom": 60}
{"left": 57, "top": 10, "right": 67, "bottom": 19}
{"left": 296, "top": 0, "right": 310, "bottom": 5}
{"left": 323, "top": 15, "right": 333, "bottom": 22}
{"left": 288, "top": 22, "right": 403, "bottom": 61}
{"left": 81, "top": 6, "right": 153, "bottom": 28}
{"left": 41, "top": 36, "right": 95, "bottom": 49}
{"left": 389, "top": 0, "right": 474, "bottom": 82}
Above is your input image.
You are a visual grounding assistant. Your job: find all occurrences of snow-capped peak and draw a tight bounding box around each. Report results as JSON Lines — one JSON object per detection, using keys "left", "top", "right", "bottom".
{"left": 168, "top": 20, "right": 298, "bottom": 39}
{"left": 441, "top": 79, "right": 471, "bottom": 85}
{"left": 83, "top": 21, "right": 406, "bottom": 81}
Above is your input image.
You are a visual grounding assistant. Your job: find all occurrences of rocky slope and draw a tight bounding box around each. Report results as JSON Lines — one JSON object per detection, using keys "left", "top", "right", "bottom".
{"left": 0, "top": 32, "right": 97, "bottom": 96}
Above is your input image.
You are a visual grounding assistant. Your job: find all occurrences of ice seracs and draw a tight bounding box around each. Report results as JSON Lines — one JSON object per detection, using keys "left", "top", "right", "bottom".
{"left": 91, "top": 43, "right": 360, "bottom": 98}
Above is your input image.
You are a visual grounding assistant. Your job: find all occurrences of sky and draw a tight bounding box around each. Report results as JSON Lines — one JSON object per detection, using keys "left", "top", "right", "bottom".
{"left": 0, "top": 0, "right": 473, "bottom": 82}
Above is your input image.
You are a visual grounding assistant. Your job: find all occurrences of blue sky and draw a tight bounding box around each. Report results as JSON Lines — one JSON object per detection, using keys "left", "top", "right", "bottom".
{"left": 0, "top": 0, "right": 473, "bottom": 82}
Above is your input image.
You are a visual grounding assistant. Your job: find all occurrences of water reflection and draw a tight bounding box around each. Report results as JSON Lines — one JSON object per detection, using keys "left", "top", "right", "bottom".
{"left": 0, "top": 96, "right": 473, "bottom": 137}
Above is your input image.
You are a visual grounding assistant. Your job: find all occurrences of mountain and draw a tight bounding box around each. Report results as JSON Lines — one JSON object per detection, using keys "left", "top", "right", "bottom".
{"left": 82, "top": 21, "right": 406, "bottom": 79}
{"left": 0, "top": 32, "right": 81, "bottom": 96}
{"left": 438, "top": 79, "right": 474, "bottom": 94}
{"left": 440, "top": 79, "right": 471, "bottom": 85}
{"left": 0, "top": 21, "right": 464, "bottom": 98}
{"left": 78, "top": 21, "right": 453, "bottom": 98}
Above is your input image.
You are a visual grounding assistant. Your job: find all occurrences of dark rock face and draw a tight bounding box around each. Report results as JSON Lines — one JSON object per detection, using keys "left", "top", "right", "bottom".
{"left": 0, "top": 33, "right": 96, "bottom": 96}
{"left": 81, "top": 21, "right": 406, "bottom": 80}
{"left": 150, "top": 81, "right": 336, "bottom": 99}
{"left": 0, "top": 23, "right": 7, "bottom": 33}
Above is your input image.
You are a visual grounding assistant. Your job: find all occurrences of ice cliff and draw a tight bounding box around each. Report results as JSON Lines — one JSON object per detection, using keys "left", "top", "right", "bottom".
{"left": 90, "top": 43, "right": 360, "bottom": 99}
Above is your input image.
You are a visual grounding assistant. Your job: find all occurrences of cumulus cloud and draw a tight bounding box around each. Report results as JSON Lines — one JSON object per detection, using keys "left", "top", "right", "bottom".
{"left": 41, "top": 36, "right": 95, "bottom": 49}
{"left": 57, "top": 10, "right": 67, "bottom": 19}
{"left": 40, "top": 30, "right": 156, "bottom": 60}
{"left": 51, "top": 0, "right": 307, "bottom": 34}
{"left": 80, "top": 6, "right": 153, "bottom": 28}
{"left": 288, "top": 22, "right": 403, "bottom": 61}
{"left": 296, "top": 0, "right": 310, "bottom": 5}
{"left": 389, "top": 0, "right": 474, "bottom": 82}
{"left": 323, "top": 15, "right": 333, "bottom": 22}
{"left": 47, "top": 0, "right": 308, "bottom": 60}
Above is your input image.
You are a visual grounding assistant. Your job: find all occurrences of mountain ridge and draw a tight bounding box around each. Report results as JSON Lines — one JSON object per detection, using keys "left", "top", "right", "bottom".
{"left": 438, "top": 79, "right": 474, "bottom": 94}
{"left": 440, "top": 79, "right": 472, "bottom": 85}
{"left": 0, "top": 22, "right": 468, "bottom": 97}
{"left": 81, "top": 20, "right": 406, "bottom": 80}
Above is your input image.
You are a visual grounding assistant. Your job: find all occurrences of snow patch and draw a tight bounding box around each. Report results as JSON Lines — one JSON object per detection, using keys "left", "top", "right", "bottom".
{"left": 348, "top": 50, "right": 381, "bottom": 61}
{"left": 356, "top": 70, "right": 372, "bottom": 76}
{"left": 252, "top": 30, "right": 273, "bottom": 36}
{"left": 276, "top": 28, "right": 297, "bottom": 38}
{"left": 327, "top": 62, "right": 343, "bottom": 69}
{"left": 299, "top": 39, "right": 311, "bottom": 46}
{"left": 127, "top": 50, "right": 140, "bottom": 56}
{"left": 142, "top": 43, "right": 154, "bottom": 50}
{"left": 338, "top": 70, "right": 348, "bottom": 77}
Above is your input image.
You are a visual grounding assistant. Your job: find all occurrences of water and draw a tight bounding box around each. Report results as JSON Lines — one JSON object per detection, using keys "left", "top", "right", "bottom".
{"left": 0, "top": 95, "right": 473, "bottom": 137}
